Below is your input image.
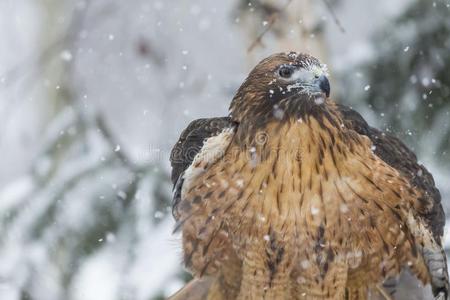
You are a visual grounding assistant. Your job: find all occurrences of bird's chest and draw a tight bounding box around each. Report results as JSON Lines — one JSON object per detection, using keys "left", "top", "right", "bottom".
{"left": 186, "top": 119, "right": 413, "bottom": 260}
{"left": 217, "top": 121, "right": 360, "bottom": 234}
{"left": 204, "top": 120, "right": 409, "bottom": 252}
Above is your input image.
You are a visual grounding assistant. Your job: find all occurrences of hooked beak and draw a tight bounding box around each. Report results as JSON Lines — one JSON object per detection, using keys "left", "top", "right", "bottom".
{"left": 317, "top": 75, "right": 330, "bottom": 98}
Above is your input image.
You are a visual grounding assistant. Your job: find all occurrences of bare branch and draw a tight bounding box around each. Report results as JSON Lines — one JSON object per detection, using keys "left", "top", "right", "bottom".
{"left": 247, "top": 0, "right": 294, "bottom": 53}
{"left": 321, "top": 0, "right": 346, "bottom": 33}
{"left": 94, "top": 114, "right": 139, "bottom": 172}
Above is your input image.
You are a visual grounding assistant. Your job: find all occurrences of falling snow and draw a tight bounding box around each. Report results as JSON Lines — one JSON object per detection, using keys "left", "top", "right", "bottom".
{"left": 0, "top": 1, "right": 449, "bottom": 299}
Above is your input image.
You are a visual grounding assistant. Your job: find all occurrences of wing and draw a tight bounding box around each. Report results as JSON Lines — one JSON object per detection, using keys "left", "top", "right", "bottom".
{"left": 337, "top": 104, "right": 448, "bottom": 297}
{"left": 170, "top": 117, "right": 237, "bottom": 220}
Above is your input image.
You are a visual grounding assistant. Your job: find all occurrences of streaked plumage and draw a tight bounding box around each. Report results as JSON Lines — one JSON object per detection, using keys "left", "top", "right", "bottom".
{"left": 169, "top": 52, "right": 448, "bottom": 300}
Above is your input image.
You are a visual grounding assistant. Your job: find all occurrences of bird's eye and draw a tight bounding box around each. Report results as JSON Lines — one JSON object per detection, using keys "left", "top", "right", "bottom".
{"left": 278, "top": 66, "right": 294, "bottom": 78}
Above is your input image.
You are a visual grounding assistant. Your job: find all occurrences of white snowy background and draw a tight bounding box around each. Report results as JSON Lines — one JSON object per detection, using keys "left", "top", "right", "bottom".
{"left": 0, "top": 0, "right": 449, "bottom": 299}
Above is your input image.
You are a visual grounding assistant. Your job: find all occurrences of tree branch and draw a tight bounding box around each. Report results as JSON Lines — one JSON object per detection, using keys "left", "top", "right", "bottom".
{"left": 321, "top": 0, "right": 346, "bottom": 33}
{"left": 247, "top": 0, "right": 294, "bottom": 53}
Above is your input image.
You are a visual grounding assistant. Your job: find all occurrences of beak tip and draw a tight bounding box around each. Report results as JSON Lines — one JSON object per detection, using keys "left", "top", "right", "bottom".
{"left": 318, "top": 75, "right": 331, "bottom": 98}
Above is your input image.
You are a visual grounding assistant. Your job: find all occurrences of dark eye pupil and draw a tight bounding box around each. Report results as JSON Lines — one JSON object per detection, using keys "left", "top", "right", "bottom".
{"left": 279, "top": 67, "right": 293, "bottom": 78}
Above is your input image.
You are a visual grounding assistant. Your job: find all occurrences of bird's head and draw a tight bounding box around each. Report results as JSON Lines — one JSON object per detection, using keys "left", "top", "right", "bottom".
{"left": 230, "top": 52, "right": 330, "bottom": 123}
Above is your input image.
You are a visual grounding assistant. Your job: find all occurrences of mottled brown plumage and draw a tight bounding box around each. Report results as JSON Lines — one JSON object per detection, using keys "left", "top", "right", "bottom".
{"left": 169, "top": 52, "right": 448, "bottom": 300}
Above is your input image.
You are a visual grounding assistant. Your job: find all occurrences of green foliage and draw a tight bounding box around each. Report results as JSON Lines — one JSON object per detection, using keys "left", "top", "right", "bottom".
{"left": 353, "top": 0, "right": 450, "bottom": 161}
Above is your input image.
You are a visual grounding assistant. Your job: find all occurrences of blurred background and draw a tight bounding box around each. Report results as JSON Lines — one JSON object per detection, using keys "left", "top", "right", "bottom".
{"left": 0, "top": 0, "right": 449, "bottom": 299}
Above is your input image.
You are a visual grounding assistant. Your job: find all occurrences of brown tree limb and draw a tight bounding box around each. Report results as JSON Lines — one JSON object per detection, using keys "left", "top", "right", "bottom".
{"left": 247, "top": 0, "right": 294, "bottom": 53}
{"left": 321, "top": 0, "right": 346, "bottom": 33}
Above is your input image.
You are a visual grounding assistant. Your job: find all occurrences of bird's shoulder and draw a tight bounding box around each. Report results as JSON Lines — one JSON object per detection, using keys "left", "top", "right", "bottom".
{"left": 337, "top": 103, "right": 445, "bottom": 242}
{"left": 170, "top": 117, "right": 237, "bottom": 219}
{"left": 170, "top": 117, "right": 237, "bottom": 184}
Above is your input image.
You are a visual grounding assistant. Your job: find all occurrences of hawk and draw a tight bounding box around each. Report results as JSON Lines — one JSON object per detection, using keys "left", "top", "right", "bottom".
{"left": 168, "top": 52, "right": 448, "bottom": 299}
